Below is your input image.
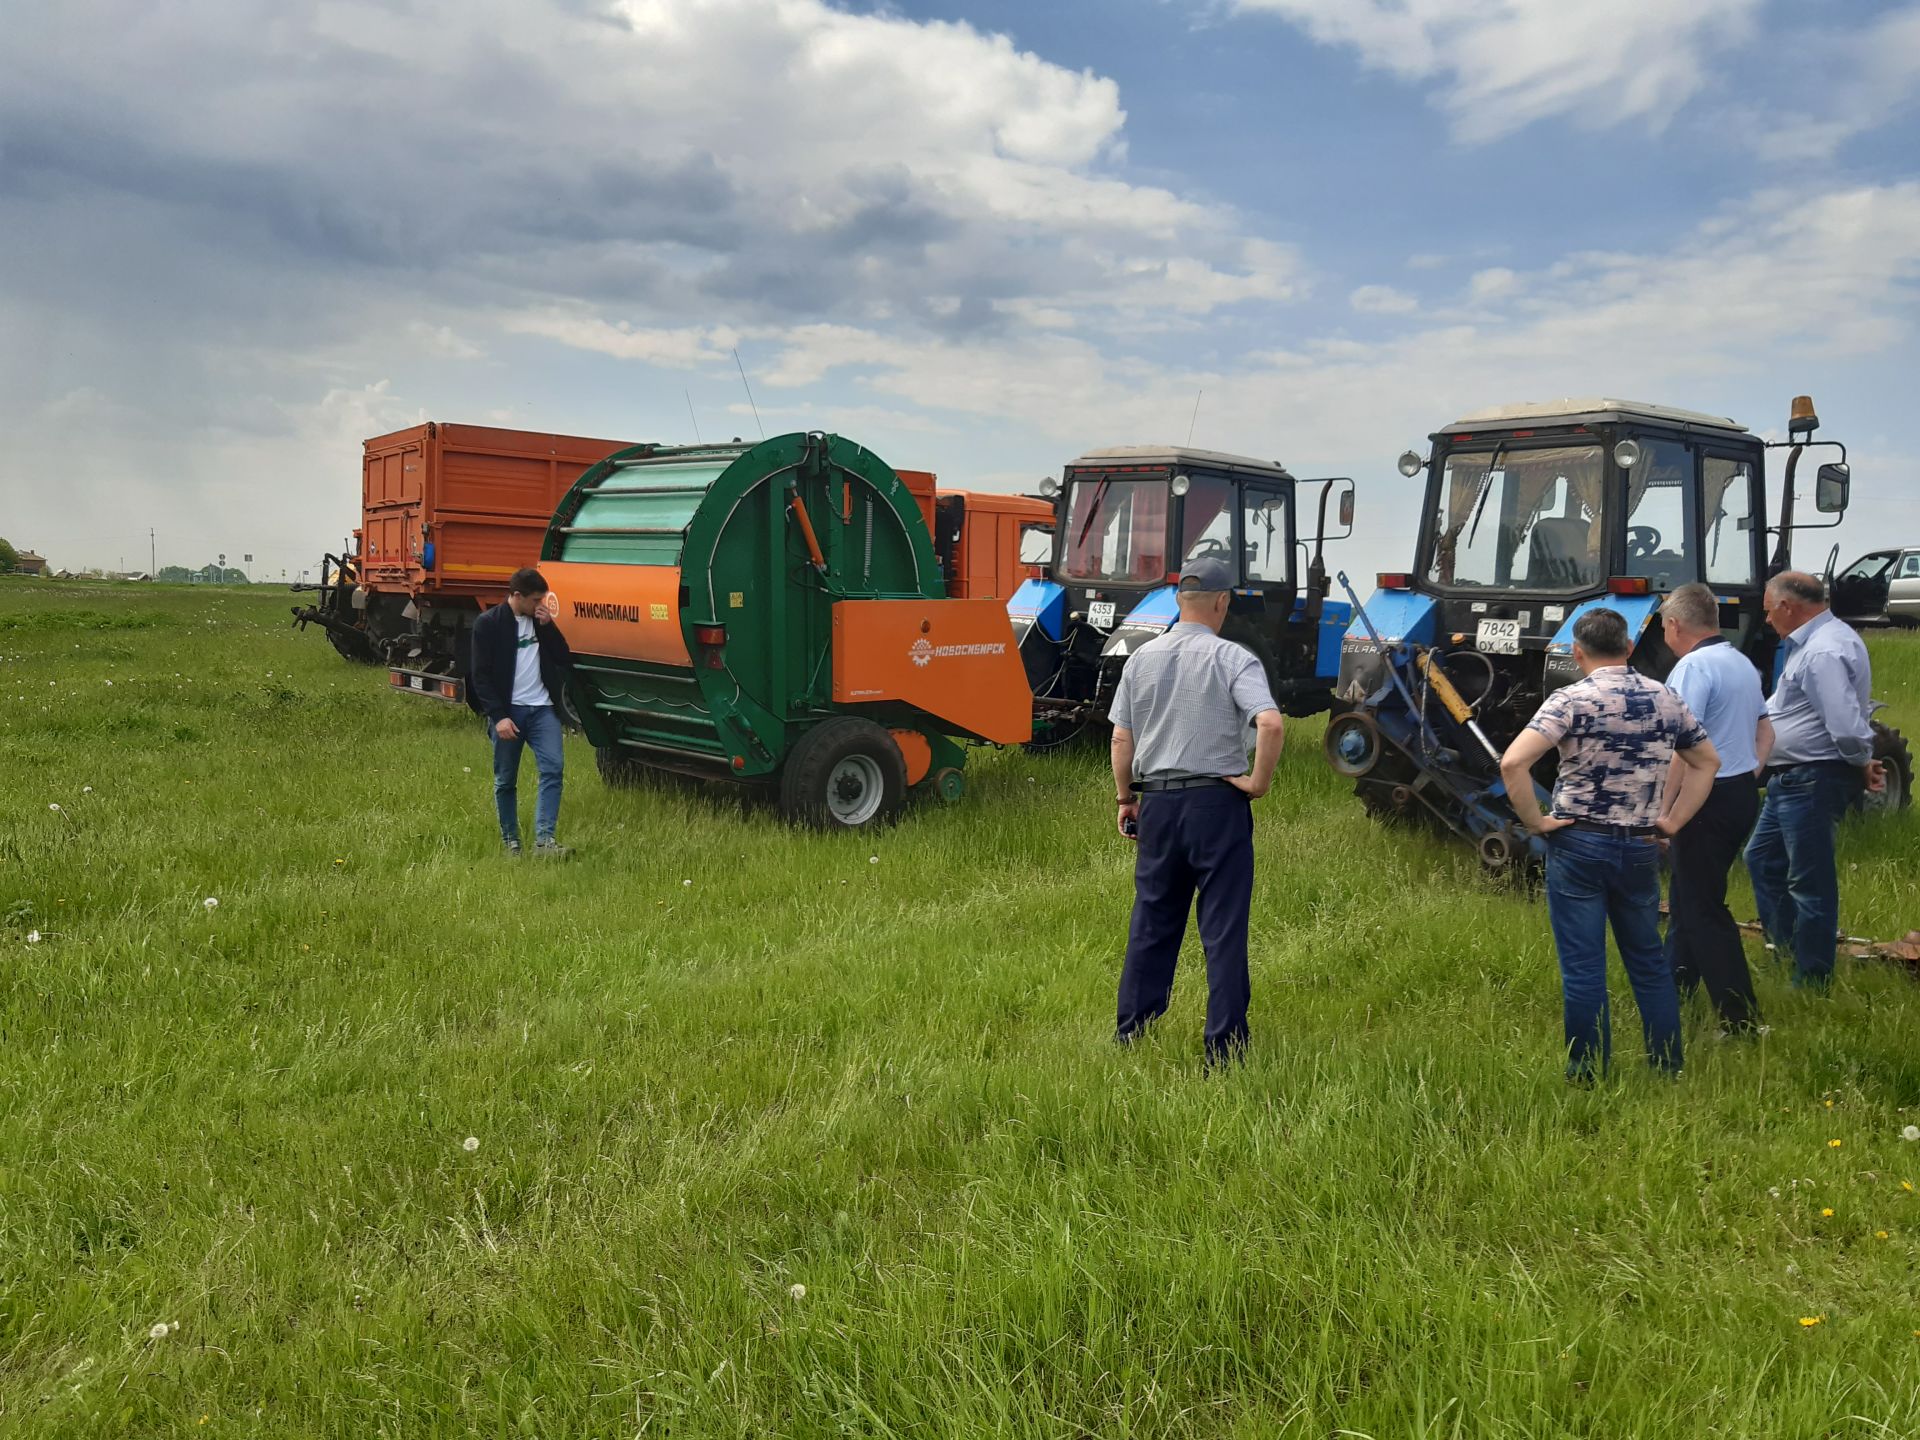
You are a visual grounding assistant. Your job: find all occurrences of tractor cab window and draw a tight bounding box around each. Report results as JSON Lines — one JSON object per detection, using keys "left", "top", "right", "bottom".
{"left": 1179, "top": 476, "right": 1234, "bottom": 572}
{"left": 1240, "top": 487, "right": 1290, "bottom": 584}
{"left": 1018, "top": 523, "right": 1052, "bottom": 568}
{"left": 1060, "top": 476, "right": 1169, "bottom": 585}
{"left": 1427, "top": 443, "right": 1604, "bottom": 592}
{"left": 1623, "top": 439, "right": 1698, "bottom": 590}
{"left": 1702, "top": 455, "right": 1757, "bottom": 586}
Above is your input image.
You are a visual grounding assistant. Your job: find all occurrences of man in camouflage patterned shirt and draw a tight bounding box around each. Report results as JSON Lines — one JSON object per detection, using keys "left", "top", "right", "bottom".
{"left": 1500, "top": 608, "right": 1720, "bottom": 1079}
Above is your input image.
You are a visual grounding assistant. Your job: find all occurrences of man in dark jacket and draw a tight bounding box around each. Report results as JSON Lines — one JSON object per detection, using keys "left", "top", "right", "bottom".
{"left": 468, "top": 568, "right": 574, "bottom": 857}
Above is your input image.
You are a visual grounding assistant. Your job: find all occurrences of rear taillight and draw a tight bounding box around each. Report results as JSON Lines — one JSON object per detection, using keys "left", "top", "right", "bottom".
{"left": 693, "top": 623, "right": 727, "bottom": 646}
{"left": 1607, "top": 576, "right": 1651, "bottom": 596}
{"left": 1378, "top": 572, "right": 1413, "bottom": 590}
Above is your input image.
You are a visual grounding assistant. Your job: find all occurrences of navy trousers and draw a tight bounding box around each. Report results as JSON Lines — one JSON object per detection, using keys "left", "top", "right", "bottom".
{"left": 1115, "top": 787, "right": 1255, "bottom": 1061}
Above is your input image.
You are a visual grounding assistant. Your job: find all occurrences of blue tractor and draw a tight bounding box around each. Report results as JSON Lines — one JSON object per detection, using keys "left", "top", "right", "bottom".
{"left": 1007, "top": 445, "right": 1355, "bottom": 747}
{"left": 1325, "top": 395, "right": 1911, "bottom": 873}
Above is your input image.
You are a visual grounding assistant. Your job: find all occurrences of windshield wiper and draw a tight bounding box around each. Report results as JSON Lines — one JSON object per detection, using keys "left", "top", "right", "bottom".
{"left": 1073, "top": 474, "right": 1115, "bottom": 550}
{"left": 1463, "top": 444, "right": 1506, "bottom": 551}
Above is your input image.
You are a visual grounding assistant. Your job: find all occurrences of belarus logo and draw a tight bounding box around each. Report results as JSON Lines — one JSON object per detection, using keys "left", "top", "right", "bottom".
{"left": 909, "top": 637, "right": 933, "bottom": 668}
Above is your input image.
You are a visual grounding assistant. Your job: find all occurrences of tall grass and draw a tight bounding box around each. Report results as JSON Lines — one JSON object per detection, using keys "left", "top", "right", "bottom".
{"left": 2, "top": 579, "right": 1918, "bottom": 1437}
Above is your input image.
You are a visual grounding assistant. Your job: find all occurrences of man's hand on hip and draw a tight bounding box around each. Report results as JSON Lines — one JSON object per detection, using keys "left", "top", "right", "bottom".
{"left": 495, "top": 717, "right": 520, "bottom": 741}
{"left": 1224, "top": 773, "right": 1267, "bottom": 799}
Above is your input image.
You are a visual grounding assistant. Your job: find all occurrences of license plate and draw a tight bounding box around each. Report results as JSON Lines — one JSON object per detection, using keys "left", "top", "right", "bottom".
{"left": 409, "top": 675, "right": 425, "bottom": 690}
{"left": 1476, "top": 618, "right": 1521, "bottom": 654}
{"left": 1087, "top": 601, "right": 1116, "bottom": 630}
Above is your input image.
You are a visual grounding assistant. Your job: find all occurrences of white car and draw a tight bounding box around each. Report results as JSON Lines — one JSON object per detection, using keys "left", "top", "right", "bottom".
{"left": 1834, "top": 546, "right": 1920, "bottom": 627}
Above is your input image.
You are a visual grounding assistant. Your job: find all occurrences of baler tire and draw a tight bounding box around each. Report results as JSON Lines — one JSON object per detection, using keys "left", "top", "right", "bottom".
{"left": 780, "top": 718, "right": 908, "bottom": 830}
{"left": 596, "top": 746, "right": 648, "bottom": 790}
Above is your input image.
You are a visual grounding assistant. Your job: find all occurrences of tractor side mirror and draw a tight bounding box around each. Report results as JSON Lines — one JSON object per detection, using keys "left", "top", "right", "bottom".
{"left": 1338, "top": 490, "right": 1355, "bottom": 528}
{"left": 1814, "top": 462, "right": 1850, "bottom": 515}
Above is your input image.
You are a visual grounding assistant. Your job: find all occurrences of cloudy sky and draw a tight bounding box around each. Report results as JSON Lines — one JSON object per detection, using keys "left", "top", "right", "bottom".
{"left": 6, "top": 0, "right": 1919, "bottom": 580}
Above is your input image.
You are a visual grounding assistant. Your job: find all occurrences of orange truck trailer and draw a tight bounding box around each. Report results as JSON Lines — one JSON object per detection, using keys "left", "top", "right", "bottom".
{"left": 292, "top": 422, "right": 637, "bottom": 701}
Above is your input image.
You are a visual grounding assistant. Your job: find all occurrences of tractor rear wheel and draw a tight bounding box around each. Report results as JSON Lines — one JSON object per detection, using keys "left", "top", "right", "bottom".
{"left": 780, "top": 718, "right": 907, "bottom": 830}
{"left": 327, "top": 626, "right": 378, "bottom": 664}
{"left": 1861, "top": 721, "right": 1913, "bottom": 814}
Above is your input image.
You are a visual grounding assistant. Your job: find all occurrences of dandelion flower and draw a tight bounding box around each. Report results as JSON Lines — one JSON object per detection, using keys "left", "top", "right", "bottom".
{"left": 1902, "top": 1126, "right": 1920, "bottom": 1142}
{"left": 1799, "top": 1315, "right": 1823, "bottom": 1328}
{"left": 149, "top": 1322, "right": 170, "bottom": 1339}
{"left": 788, "top": 1283, "right": 806, "bottom": 1300}
{"left": 1904, "top": 1181, "right": 1915, "bottom": 1193}
{"left": 1829, "top": 1139, "right": 1843, "bottom": 1149}
{"left": 1822, "top": 1208, "right": 1835, "bottom": 1218}
{"left": 1876, "top": 1230, "right": 1890, "bottom": 1240}
{"left": 203, "top": 897, "right": 219, "bottom": 910}
{"left": 463, "top": 1136, "right": 480, "bottom": 1152}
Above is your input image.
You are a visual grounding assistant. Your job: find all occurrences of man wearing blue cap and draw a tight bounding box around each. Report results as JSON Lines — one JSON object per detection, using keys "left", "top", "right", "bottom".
{"left": 1108, "top": 554, "right": 1285, "bottom": 1064}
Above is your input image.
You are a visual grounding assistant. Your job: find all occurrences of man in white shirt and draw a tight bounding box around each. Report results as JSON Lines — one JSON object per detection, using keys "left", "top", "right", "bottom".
{"left": 1657, "top": 583, "right": 1771, "bottom": 1032}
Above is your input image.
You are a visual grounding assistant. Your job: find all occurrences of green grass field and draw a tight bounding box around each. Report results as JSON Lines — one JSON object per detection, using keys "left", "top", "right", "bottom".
{"left": 3, "top": 579, "right": 1919, "bottom": 1438}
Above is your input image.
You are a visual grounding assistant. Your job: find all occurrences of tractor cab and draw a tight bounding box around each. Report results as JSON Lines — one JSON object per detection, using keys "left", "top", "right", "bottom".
{"left": 1010, "top": 445, "right": 1354, "bottom": 744}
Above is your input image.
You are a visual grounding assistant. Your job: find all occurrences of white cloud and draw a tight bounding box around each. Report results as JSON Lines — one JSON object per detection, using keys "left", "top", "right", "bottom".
{"left": 1350, "top": 284, "right": 1419, "bottom": 314}
{"left": 1231, "top": 0, "right": 1764, "bottom": 141}
{"left": 1746, "top": 4, "right": 1920, "bottom": 162}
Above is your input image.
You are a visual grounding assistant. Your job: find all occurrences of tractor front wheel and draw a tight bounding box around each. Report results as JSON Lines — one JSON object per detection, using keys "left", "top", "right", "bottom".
{"left": 780, "top": 718, "right": 908, "bottom": 830}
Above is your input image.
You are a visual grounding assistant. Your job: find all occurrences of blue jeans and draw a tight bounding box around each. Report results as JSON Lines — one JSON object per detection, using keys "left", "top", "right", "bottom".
{"left": 491, "top": 704, "right": 563, "bottom": 844}
{"left": 1544, "top": 828, "right": 1682, "bottom": 1078}
{"left": 1745, "top": 762, "right": 1860, "bottom": 988}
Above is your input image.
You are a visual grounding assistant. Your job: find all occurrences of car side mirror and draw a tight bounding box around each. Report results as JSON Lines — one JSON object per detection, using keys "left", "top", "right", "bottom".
{"left": 1814, "top": 462, "right": 1849, "bottom": 515}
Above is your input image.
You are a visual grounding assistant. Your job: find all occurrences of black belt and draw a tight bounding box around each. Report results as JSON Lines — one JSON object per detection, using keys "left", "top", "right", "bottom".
{"left": 1561, "top": 817, "right": 1658, "bottom": 837}
{"left": 1134, "top": 776, "right": 1231, "bottom": 794}
{"left": 1713, "top": 772, "right": 1759, "bottom": 787}
{"left": 1764, "top": 759, "right": 1853, "bottom": 778}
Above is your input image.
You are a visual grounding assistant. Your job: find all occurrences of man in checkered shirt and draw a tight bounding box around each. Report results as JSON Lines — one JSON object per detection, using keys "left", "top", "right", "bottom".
{"left": 1500, "top": 607, "right": 1720, "bottom": 1079}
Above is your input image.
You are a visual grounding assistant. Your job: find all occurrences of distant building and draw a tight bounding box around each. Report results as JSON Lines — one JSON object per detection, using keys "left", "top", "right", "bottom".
{"left": 13, "top": 551, "right": 48, "bottom": 576}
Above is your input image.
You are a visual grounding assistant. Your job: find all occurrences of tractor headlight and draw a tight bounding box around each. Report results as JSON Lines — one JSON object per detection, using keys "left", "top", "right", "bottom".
{"left": 1397, "top": 450, "right": 1425, "bottom": 479}
{"left": 1038, "top": 475, "right": 1060, "bottom": 498}
{"left": 1170, "top": 473, "right": 1191, "bottom": 496}
{"left": 1613, "top": 438, "right": 1643, "bottom": 470}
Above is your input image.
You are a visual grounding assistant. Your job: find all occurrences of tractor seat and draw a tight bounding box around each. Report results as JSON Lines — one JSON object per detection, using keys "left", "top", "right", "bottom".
{"left": 1526, "top": 517, "right": 1590, "bottom": 589}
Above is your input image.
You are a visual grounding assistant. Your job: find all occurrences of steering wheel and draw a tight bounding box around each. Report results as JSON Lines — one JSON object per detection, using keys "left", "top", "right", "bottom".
{"left": 1626, "top": 525, "right": 1662, "bottom": 561}
{"left": 1186, "top": 537, "right": 1231, "bottom": 562}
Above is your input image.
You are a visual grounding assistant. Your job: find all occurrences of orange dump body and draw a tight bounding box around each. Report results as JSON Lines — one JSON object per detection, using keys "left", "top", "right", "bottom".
{"left": 360, "top": 423, "right": 634, "bottom": 606}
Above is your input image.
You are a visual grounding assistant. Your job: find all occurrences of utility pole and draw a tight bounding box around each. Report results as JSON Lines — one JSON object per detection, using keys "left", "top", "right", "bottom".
{"left": 150, "top": 528, "right": 156, "bottom": 576}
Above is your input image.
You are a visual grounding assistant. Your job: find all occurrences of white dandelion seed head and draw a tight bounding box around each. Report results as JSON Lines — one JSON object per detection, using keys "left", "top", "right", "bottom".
{"left": 1903, "top": 1125, "right": 1920, "bottom": 1142}
{"left": 462, "top": 766, "right": 471, "bottom": 773}
{"left": 869, "top": 855, "right": 879, "bottom": 865}
{"left": 48, "top": 803, "right": 60, "bottom": 812}
{"left": 82, "top": 786, "right": 92, "bottom": 793}
{"left": 463, "top": 1136, "right": 480, "bottom": 1152}
{"left": 682, "top": 879, "right": 692, "bottom": 887}
{"left": 169, "top": 1321, "right": 180, "bottom": 1333}
{"left": 788, "top": 1283, "right": 806, "bottom": 1300}
{"left": 149, "top": 1322, "right": 170, "bottom": 1340}
{"left": 203, "top": 897, "right": 219, "bottom": 910}
{"left": 1768, "top": 1187, "right": 1781, "bottom": 1198}
{"left": 26, "top": 930, "right": 41, "bottom": 944}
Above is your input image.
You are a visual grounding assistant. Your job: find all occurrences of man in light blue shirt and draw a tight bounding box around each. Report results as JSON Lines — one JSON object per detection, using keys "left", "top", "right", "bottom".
{"left": 1745, "top": 571, "right": 1886, "bottom": 989}
{"left": 1658, "top": 583, "right": 1771, "bottom": 1031}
